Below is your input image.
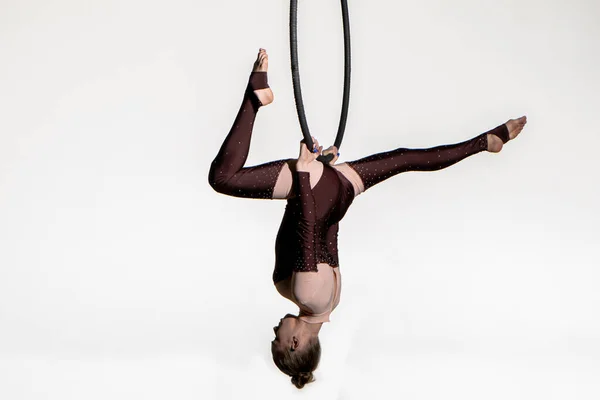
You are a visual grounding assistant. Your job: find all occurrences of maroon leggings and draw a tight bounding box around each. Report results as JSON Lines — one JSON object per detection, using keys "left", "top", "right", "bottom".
{"left": 208, "top": 72, "right": 509, "bottom": 198}
{"left": 208, "top": 72, "right": 287, "bottom": 199}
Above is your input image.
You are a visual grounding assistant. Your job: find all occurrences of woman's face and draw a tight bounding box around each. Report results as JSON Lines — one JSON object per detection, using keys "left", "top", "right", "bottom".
{"left": 271, "top": 313, "right": 299, "bottom": 351}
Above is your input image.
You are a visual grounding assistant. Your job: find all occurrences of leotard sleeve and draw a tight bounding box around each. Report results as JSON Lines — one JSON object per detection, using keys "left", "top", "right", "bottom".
{"left": 294, "top": 171, "right": 317, "bottom": 271}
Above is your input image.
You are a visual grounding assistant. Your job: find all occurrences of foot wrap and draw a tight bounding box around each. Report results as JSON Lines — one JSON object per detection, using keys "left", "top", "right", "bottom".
{"left": 247, "top": 72, "right": 269, "bottom": 108}
{"left": 489, "top": 123, "right": 510, "bottom": 143}
{"left": 248, "top": 72, "right": 269, "bottom": 91}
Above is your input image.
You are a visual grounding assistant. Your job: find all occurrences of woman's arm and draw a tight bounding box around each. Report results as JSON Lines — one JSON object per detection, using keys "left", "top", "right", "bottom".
{"left": 293, "top": 140, "right": 321, "bottom": 269}
{"left": 295, "top": 170, "right": 317, "bottom": 268}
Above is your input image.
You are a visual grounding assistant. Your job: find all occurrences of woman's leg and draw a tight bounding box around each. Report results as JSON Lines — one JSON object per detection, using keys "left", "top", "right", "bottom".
{"left": 208, "top": 50, "right": 289, "bottom": 199}
{"left": 345, "top": 117, "right": 527, "bottom": 193}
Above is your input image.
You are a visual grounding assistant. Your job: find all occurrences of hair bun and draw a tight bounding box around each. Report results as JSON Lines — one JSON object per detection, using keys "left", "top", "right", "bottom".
{"left": 291, "top": 372, "right": 314, "bottom": 389}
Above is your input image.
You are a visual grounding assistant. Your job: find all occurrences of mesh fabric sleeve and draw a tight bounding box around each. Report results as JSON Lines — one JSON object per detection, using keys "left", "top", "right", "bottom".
{"left": 294, "top": 171, "right": 317, "bottom": 272}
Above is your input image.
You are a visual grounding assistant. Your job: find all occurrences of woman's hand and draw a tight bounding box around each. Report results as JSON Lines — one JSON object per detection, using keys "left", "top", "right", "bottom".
{"left": 321, "top": 146, "right": 339, "bottom": 165}
{"left": 297, "top": 137, "right": 322, "bottom": 172}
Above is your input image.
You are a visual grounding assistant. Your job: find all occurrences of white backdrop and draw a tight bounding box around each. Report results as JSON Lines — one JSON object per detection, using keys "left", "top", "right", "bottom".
{"left": 1, "top": 0, "right": 599, "bottom": 399}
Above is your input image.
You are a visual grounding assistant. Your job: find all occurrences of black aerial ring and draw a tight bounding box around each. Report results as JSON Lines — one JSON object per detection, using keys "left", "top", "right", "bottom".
{"left": 290, "top": 0, "right": 351, "bottom": 163}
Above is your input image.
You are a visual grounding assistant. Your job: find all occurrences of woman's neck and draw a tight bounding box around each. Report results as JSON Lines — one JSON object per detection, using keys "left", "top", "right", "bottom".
{"left": 298, "top": 318, "right": 323, "bottom": 335}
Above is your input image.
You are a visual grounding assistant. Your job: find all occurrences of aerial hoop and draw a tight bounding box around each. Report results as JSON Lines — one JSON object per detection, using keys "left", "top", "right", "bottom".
{"left": 290, "top": 0, "right": 351, "bottom": 164}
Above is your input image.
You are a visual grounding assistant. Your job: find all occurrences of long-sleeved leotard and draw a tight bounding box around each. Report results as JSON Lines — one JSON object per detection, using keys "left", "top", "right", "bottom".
{"left": 208, "top": 72, "right": 355, "bottom": 283}
{"left": 208, "top": 72, "right": 509, "bottom": 284}
{"left": 273, "top": 163, "right": 355, "bottom": 282}
{"left": 282, "top": 170, "right": 342, "bottom": 323}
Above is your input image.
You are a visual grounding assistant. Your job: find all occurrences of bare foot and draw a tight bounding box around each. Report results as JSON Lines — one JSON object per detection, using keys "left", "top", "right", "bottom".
{"left": 252, "top": 48, "right": 274, "bottom": 106}
{"left": 506, "top": 116, "right": 527, "bottom": 140}
{"left": 487, "top": 115, "right": 527, "bottom": 153}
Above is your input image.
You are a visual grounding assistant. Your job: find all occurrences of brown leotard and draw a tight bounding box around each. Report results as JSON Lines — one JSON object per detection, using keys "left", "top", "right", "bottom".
{"left": 209, "top": 72, "right": 509, "bottom": 286}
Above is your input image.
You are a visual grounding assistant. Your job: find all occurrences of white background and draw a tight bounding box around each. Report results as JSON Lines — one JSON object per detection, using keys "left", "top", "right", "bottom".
{"left": 1, "top": 0, "right": 599, "bottom": 399}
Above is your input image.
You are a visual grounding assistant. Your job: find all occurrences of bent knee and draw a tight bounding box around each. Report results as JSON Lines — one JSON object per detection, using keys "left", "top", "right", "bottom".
{"left": 208, "top": 166, "right": 230, "bottom": 194}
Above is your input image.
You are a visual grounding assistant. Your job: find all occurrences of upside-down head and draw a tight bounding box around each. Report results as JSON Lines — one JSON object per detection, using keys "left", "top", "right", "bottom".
{"left": 270, "top": 314, "right": 321, "bottom": 389}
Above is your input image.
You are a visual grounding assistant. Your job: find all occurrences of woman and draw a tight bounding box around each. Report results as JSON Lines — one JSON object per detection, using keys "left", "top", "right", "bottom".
{"left": 208, "top": 49, "right": 527, "bottom": 388}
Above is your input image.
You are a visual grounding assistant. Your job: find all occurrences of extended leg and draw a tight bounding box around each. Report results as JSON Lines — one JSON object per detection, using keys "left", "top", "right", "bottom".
{"left": 345, "top": 118, "right": 526, "bottom": 193}
{"left": 208, "top": 50, "right": 288, "bottom": 199}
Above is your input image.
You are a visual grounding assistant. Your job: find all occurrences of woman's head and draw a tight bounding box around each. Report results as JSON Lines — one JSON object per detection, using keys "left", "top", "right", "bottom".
{"left": 271, "top": 314, "right": 321, "bottom": 389}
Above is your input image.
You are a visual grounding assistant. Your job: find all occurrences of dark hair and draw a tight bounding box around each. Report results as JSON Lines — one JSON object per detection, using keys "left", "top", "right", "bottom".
{"left": 291, "top": 372, "right": 314, "bottom": 389}
{"left": 272, "top": 337, "right": 321, "bottom": 389}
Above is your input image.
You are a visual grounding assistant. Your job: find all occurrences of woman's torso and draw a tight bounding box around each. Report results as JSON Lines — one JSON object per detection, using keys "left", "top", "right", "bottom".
{"left": 272, "top": 164, "right": 355, "bottom": 284}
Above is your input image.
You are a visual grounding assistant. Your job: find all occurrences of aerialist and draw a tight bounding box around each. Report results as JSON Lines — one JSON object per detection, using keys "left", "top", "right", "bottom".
{"left": 208, "top": 49, "right": 527, "bottom": 389}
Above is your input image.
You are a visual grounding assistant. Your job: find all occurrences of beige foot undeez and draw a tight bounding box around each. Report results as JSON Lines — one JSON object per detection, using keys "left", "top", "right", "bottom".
{"left": 252, "top": 48, "right": 274, "bottom": 107}
{"left": 487, "top": 116, "right": 528, "bottom": 153}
